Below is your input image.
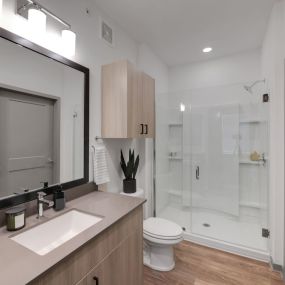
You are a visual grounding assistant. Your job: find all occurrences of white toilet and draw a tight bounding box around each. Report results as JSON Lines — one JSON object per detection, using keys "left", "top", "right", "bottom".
{"left": 120, "top": 189, "right": 183, "bottom": 271}
{"left": 143, "top": 217, "right": 183, "bottom": 271}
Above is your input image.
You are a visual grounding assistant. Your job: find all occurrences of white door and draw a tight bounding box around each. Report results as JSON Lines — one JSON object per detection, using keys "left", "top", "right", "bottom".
{"left": 0, "top": 90, "right": 55, "bottom": 196}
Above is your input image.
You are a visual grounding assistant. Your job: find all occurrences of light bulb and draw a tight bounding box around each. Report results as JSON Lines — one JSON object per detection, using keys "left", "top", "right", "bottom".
{"left": 62, "top": 29, "right": 76, "bottom": 57}
{"left": 28, "top": 8, "right": 46, "bottom": 34}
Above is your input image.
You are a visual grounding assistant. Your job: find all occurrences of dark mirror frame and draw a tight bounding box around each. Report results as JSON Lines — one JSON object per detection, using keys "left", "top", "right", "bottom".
{"left": 0, "top": 27, "right": 90, "bottom": 209}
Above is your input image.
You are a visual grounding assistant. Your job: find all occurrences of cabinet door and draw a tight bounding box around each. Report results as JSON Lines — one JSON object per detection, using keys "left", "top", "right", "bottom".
{"left": 136, "top": 72, "right": 155, "bottom": 138}
{"left": 142, "top": 72, "right": 155, "bottom": 138}
{"left": 136, "top": 71, "right": 145, "bottom": 138}
{"left": 85, "top": 230, "right": 143, "bottom": 285}
{"left": 127, "top": 64, "right": 140, "bottom": 138}
{"left": 102, "top": 60, "right": 139, "bottom": 138}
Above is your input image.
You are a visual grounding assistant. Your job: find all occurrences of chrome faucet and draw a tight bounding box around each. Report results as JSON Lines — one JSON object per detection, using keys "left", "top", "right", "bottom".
{"left": 37, "top": 192, "right": 54, "bottom": 218}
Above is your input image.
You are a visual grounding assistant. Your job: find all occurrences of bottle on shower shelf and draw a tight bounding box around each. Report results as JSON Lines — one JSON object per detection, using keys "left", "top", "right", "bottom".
{"left": 250, "top": 151, "right": 261, "bottom": 161}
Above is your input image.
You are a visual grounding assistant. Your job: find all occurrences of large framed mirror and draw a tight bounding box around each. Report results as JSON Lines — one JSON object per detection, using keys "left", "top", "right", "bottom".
{"left": 0, "top": 27, "right": 89, "bottom": 209}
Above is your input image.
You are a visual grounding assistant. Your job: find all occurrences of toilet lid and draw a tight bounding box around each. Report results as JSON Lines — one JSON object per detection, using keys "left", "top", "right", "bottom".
{"left": 143, "top": 218, "right": 183, "bottom": 238}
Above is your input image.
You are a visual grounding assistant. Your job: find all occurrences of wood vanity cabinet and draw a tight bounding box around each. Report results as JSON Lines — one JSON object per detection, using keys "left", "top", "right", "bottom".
{"left": 29, "top": 206, "right": 143, "bottom": 285}
{"left": 101, "top": 60, "right": 155, "bottom": 138}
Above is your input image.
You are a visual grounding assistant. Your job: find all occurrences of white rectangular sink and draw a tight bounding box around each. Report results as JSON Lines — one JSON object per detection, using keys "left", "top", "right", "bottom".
{"left": 11, "top": 210, "right": 103, "bottom": 256}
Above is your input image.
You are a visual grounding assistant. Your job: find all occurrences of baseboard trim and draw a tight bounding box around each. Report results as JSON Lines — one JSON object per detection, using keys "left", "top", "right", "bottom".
{"left": 184, "top": 232, "right": 269, "bottom": 262}
{"left": 270, "top": 256, "right": 283, "bottom": 272}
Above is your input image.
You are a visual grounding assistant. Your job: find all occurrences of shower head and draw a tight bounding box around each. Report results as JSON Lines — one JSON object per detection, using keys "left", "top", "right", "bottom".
{"left": 244, "top": 79, "right": 266, "bottom": 94}
{"left": 244, "top": 85, "right": 253, "bottom": 94}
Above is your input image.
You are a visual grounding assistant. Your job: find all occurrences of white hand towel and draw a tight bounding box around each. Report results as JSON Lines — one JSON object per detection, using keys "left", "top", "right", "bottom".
{"left": 92, "top": 144, "right": 110, "bottom": 185}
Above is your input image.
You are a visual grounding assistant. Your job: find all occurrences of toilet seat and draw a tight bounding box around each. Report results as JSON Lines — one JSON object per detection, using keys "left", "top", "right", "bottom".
{"left": 143, "top": 231, "right": 183, "bottom": 245}
{"left": 143, "top": 218, "right": 183, "bottom": 242}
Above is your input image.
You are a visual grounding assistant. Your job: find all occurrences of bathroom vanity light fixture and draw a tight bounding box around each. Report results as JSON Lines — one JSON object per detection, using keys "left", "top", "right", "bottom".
{"left": 17, "top": 0, "right": 76, "bottom": 56}
{"left": 203, "top": 47, "right": 213, "bottom": 53}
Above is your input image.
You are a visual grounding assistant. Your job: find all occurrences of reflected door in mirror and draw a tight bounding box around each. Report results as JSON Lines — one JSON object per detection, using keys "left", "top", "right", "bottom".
{"left": 0, "top": 90, "right": 57, "bottom": 197}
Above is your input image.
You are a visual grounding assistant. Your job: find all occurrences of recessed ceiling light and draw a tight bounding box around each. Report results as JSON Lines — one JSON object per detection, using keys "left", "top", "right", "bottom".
{"left": 203, "top": 47, "right": 212, "bottom": 53}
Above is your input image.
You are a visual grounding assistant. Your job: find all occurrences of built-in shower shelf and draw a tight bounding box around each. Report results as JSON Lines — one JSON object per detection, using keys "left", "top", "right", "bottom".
{"left": 168, "top": 156, "right": 183, "bottom": 160}
{"left": 167, "top": 189, "right": 182, "bottom": 196}
{"left": 239, "top": 119, "right": 267, "bottom": 124}
{"left": 168, "top": 123, "right": 183, "bottom": 127}
{"left": 239, "top": 159, "right": 266, "bottom": 165}
{"left": 240, "top": 201, "right": 267, "bottom": 209}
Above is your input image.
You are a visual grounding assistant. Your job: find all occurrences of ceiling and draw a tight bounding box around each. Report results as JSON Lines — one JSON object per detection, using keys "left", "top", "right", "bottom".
{"left": 94, "top": 0, "right": 277, "bottom": 66}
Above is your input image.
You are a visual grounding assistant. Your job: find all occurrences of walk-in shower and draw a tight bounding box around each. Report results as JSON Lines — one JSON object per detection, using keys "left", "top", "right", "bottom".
{"left": 155, "top": 80, "right": 269, "bottom": 260}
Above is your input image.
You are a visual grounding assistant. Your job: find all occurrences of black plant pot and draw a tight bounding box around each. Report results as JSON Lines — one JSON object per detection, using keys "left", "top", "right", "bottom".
{"left": 123, "top": 179, "right": 136, "bottom": 194}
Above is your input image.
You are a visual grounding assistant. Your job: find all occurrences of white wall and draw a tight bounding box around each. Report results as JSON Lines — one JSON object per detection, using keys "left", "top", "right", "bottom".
{"left": 169, "top": 49, "right": 262, "bottom": 92}
{"left": 261, "top": 0, "right": 285, "bottom": 267}
{"left": 0, "top": 0, "right": 138, "bottom": 190}
{"left": 0, "top": 0, "right": 169, "bottom": 218}
{"left": 33, "top": 0, "right": 139, "bottom": 194}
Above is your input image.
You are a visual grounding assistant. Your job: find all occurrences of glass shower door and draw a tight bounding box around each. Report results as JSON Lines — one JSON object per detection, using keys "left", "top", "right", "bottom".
{"left": 190, "top": 104, "right": 240, "bottom": 238}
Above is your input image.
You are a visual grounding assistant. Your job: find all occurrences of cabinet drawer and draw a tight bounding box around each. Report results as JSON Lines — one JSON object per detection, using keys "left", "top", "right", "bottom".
{"left": 85, "top": 229, "right": 143, "bottom": 285}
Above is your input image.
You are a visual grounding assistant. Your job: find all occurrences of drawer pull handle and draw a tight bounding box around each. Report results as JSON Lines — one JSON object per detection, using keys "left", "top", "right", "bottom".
{"left": 140, "top": 124, "right": 144, "bottom": 135}
{"left": 93, "top": 276, "right": 99, "bottom": 284}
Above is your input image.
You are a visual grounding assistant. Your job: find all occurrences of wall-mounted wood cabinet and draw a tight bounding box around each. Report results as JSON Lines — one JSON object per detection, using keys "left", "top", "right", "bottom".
{"left": 101, "top": 60, "right": 155, "bottom": 139}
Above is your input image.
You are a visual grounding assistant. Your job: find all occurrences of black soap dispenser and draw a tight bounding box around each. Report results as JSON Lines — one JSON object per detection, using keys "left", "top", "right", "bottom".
{"left": 53, "top": 185, "right": 65, "bottom": 211}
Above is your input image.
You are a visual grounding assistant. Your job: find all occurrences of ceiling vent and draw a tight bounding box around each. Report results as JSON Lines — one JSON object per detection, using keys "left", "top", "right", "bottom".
{"left": 100, "top": 19, "right": 114, "bottom": 47}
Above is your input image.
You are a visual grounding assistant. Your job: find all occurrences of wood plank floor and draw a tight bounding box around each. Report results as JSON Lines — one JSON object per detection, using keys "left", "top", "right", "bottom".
{"left": 144, "top": 241, "right": 284, "bottom": 285}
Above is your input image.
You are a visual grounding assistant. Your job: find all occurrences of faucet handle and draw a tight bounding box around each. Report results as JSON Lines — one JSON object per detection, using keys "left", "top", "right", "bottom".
{"left": 37, "top": 191, "right": 46, "bottom": 199}
{"left": 40, "top": 181, "right": 49, "bottom": 188}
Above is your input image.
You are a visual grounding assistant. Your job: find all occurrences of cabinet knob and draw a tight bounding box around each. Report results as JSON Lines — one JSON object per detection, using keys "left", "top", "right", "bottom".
{"left": 93, "top": 276, "right": 99, "bottom": 284}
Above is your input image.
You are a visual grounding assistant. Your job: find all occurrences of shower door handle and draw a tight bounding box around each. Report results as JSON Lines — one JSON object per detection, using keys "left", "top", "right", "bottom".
{"left": 196, "top": 166, "right": 200, "bottom": 180}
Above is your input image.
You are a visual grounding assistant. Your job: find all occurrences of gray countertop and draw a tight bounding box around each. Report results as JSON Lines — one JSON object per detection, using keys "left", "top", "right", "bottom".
{"left": 0, "top": 191, "right": 145, "bottom": 285}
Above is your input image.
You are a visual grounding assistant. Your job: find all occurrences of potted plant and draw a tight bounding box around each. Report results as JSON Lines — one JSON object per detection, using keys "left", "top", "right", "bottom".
{"left": 120, "top": 149, "right": 139, "bottom": 193}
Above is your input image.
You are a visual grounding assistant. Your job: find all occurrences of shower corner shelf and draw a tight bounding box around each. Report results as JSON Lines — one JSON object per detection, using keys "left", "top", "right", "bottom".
{"left": 239, "top": 201, "right": 267, "bottom": 209}
{"left": 239, "top": 158, "right": 268, "bottom": 165}
{"left": 239, "top": 159, "right": 265, "bottom": 165}
{"left": 239, "top": 118, "right": 267, "bottom": 124}
{"left": 168, "top": 156, "right": 182, "bottom": 161}
{"left": 168, "top": 123, "right": 183, "bottom": 127}
{"left": 167, "top": 189, "right": 182, "bottom": 196}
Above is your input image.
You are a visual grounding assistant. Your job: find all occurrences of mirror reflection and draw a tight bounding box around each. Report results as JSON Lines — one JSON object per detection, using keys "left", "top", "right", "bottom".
{"left": 0, "top": 36, "right": 84, "bottom": 199}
